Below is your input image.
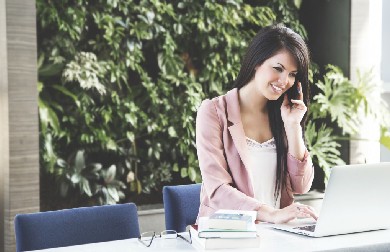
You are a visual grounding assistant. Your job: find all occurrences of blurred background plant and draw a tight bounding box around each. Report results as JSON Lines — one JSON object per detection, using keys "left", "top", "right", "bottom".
{"left": 306, "top": 65, "right": 390, "bottom": 183}
{"left": 37, "top": 0, "right": 389, "bottom": 209}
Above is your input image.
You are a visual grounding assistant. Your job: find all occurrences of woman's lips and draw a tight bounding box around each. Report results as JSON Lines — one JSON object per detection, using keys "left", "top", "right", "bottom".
{"left": 270, "top": 83, "right": 283, "bottom": 94}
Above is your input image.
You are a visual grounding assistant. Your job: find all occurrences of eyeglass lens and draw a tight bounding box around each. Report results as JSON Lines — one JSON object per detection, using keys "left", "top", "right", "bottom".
{"left": 139, "top": 231, "right": 155, "bottom": 247}
{"left": 160, "top": 230, "right": 178, "bottom": 239}
{"left": 139, "top": 230, "right": 192, "bottom": 247}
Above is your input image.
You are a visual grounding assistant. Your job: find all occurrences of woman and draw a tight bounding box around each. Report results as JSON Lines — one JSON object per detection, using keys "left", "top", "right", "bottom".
{"left": 196, "top": 24, "right": 318, "bottom": 224}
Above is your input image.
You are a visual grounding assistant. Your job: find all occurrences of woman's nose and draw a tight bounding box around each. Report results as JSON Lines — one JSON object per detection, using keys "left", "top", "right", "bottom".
{"left": 278, "top": 73, "right": 290, "bottom": 86}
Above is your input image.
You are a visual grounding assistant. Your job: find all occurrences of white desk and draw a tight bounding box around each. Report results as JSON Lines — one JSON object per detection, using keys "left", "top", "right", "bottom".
{"left": 26, "top": 223, "right": 390, "bottom": 252}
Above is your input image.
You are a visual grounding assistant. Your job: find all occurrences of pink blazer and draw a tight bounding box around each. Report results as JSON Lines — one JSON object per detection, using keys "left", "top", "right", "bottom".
{"left": 196, "top": 88, "right": 314, "bottom": 219}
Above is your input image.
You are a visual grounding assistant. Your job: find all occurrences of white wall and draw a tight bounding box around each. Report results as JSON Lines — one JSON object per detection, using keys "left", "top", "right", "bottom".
{"left": 380, "top": 0, "right": 390, "bottom": 161}
{"left": 349, "top": 0, "right": 382, "bottom": 164}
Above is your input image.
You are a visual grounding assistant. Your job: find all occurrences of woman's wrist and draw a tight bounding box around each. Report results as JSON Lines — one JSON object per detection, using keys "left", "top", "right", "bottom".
{"left": 284, "top": 123, "right": 302, "bottom": 136}
{"left": 257, "top": 204, "right": 277, "bottom": 223}
{"left": 285, "top": 124, "right": 306, "bottom": 160}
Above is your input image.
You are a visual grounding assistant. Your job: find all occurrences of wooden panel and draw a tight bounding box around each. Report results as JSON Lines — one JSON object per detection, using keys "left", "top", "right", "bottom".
{"left": 0, "top": 0, "right": 39, "bottom": 251}
{"left": 0, "top": 0, "right": 10, "bottom": 248}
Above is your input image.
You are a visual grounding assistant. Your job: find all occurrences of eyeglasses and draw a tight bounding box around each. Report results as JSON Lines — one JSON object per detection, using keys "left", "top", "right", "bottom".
{"left": 138, "top": 229, "right": 192, "bottom": 247}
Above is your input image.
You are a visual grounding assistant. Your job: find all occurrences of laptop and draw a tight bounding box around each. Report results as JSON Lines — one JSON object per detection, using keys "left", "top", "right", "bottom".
{"left": 272, "top": 162, "right": 390, "bottom": 237}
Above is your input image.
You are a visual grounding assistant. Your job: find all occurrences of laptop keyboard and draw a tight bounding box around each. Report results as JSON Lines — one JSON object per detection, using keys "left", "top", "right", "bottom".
{"left": 293, "top": 225, "right": 316, "bottom": 232}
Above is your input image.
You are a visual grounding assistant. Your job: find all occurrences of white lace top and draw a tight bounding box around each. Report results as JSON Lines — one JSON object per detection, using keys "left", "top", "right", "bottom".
{"left": 246, "top": 137, "right": 281, "bottom": 209}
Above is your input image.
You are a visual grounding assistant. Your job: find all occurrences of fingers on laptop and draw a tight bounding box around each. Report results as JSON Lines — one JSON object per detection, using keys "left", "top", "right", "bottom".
{"left": 274, "top": 203, "right": 318, "bottom": 223}
{"left": 294, "top": 203, "right": 318, "bottom": 220}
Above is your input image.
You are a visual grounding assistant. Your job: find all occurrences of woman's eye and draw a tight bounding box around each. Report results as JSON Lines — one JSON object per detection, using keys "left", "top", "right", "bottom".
{"left": 274, "top": 67, "right": 283, "bottom": 72}
{"left": 289, "top": 73, "right": 297, "bottom": 78}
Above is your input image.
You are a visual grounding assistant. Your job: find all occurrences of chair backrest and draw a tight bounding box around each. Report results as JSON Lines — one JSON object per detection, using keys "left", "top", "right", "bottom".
{"left": 14, "top": 203, "right": 140, "bottom": 252}
{"left": 163, "top": 183, "right": 201, "bottom": 232}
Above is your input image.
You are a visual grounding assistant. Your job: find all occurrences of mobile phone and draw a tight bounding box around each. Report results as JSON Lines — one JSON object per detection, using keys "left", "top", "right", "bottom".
{"left": 286, "top": 79, "right": 300, "bottom": 102}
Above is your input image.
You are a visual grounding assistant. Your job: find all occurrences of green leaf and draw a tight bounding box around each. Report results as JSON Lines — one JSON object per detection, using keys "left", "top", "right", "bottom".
{"left": 81, "top": 178, "right": 93, "bottom": 197}
{"left": 168, "top": 126, "right": 177, "bottom": 137}
{"left": 38, "top": 100, "right": 60, "bottom": 133}
{"left": 71, "top": 173, "right": 81, "bottom": 184}
{"left": 37, "top": 81, "right": 43, "bottom": 93}
{"left": 105, "top": 165, "right": 116, "bottom": 183}
{"left": 86, "top": 163, "right": 103, "bottom": 173}
{"left": 173, "top": 163, "right": 179, "bottom": 172}
{"left": 126, "top": 131, "right": 135, "bottom": 142}
{"left": 101, "top": 187, "right": 109, "bottom": 204}
{"left": 137, "top": 180, "right": 142, "bottom": 194}
{"left": 39, "top": 63, "right": 64, "bottom": 77}
{"left": 52, "top": 85, "right": 79, "bottom": 106}
{"left": 294, "top": 0, "right": 302, "bottom": 9}
{"left": 380, "top": 130, "right": 390, "bottom": 150}
{"left": 107, "top": 187, "right": 119, "bottom": 202}
{"left": 56, "top": 158, "right": 67, "bottom": 168}
{"left": 106, "top": 139, "right": 117, "bottom": 150}
{"left": 118, "top": 190, "right": 125, "bottom": 199}
{"left": 180, "top": 167, "right": 188, "bottom": 178}
{"left": 188, "top": 167, "right": 197, "bottom": 181}
{"left": 125, "top": 113, "right": 138, "bottom": 126}
{"left": 74, "top": 150, "right": 85, "bottom": 172}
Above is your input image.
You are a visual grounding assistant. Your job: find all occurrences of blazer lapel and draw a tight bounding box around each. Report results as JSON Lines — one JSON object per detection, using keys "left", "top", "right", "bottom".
{"left": 228, "top": 124, "right": 249, "bottom": 169}
{"left": 225, "top": 89, "right": 254, "bottom": 196}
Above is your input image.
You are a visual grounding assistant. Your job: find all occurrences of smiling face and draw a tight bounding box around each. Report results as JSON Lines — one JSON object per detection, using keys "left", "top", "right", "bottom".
{"left": 251, "top": 49, "right": 298, "bottom": 101}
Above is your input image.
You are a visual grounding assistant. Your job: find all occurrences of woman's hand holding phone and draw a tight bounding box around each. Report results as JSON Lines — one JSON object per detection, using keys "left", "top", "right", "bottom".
{"left": 280, "top": 82, "right": 307, "bottom": 126}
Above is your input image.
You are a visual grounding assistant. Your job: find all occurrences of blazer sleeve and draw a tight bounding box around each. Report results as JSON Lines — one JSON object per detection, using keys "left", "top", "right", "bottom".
{"left": 196, "top": 99, "right": 262, "bottom": 211}
{"left": 287, "top": 150, "right": 314, "bottom": 194}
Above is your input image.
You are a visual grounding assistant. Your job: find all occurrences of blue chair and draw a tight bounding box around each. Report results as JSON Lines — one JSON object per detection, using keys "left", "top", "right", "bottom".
{"left": 14, "top": 203, "right": 140, "bottom": 252}
{"left": 163, "top": 183, "right": 201, "bottom": 232}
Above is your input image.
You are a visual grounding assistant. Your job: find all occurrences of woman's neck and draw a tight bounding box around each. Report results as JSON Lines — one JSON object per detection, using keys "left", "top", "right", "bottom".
{"left": 238, "top": 81, "right": 268, "bottom": 115}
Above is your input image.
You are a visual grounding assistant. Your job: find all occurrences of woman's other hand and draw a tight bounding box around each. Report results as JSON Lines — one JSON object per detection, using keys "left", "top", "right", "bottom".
{"left": 272, "top": 203, "right": 318, "bottom": 224}
{"left": 257, "top": 202, "right": 318, "bottom": 224}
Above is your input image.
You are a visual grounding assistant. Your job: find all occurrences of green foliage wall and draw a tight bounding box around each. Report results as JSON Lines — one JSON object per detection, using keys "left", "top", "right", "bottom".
{"left": 38, "top": 0, "right": 386, "bottom": 207}
{"left": 37, "top": 0, "right": 284, "bottom": 206}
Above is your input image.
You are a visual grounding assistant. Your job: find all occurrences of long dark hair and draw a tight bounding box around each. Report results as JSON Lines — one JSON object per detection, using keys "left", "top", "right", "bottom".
{"left": 234, "top": 24, "right": 310, "bottom": 202}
